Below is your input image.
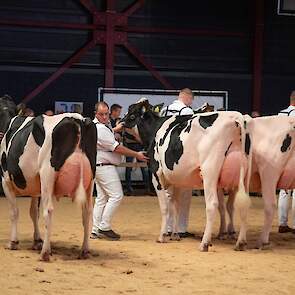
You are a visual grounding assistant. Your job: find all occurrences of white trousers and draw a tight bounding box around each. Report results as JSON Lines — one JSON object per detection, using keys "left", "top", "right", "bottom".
{"left": 278, "top": 189, "right": 295, "bottom": 228}
{"left": 92, "top": 166, "right": 123, "bottom": 232}
{"left": 167, "top": 188, "right": 192, "bottom": 233}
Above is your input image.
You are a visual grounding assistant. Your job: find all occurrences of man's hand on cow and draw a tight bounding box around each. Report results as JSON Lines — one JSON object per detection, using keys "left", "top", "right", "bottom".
{"left": 136, "top": 151, "right": 149, "bottom": 162}
{"left": 113, "top": 122, "right": 124, "bottom": 133}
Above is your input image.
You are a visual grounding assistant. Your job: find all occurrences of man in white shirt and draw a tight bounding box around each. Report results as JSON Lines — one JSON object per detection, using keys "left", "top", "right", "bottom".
{"left": 277, "top": 90, "right": 295, "bottom": 234}
{"left": 90, "top": 101, "right": 148, "bottom": 240}
{"left": 161, "top": 88, "right": 195, "bottom": 238}
{"left": 161, "top": 88, "right": 194, "bottom": 117}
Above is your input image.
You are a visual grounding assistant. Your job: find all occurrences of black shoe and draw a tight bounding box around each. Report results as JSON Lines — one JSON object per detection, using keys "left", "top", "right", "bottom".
{"left": 125, "top": 188, "right": 135, "bottom": 196}
{"left": 178, "top": 231, "right": 195, "bottom": 238}
{"left": 278, "top": 225, "right": 293, "bottom": 233}
{"left": 98, "top": 229, "right": 121, "bottom": 240}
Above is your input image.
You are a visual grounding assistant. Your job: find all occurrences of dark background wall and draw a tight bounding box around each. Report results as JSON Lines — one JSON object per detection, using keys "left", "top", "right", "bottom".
{"left": 0, "top": 0, "right": 294, "bottom": 117}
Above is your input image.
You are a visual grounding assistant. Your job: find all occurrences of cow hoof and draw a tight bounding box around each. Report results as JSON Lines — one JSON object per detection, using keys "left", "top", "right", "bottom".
{"left": 156, "top": 238, "right": 167, "bottom": 243}
{"left": 228, "top": 232, "right": 236, "bottom": 240}
{"left": 6, "top": 240, "right": 19, "bottom": 250}
{"left": 170, "top": 233, "right": 181, "bottom": 241}
{"left": 234, "top": 242, "right": 247, "bottom": 251}
{"left": 156, "top": 233, "right": 169, "bottom": 243}
{"left": 79, "top": 250, "right": 90, "bottom": 260}
{"left": 217, "top": 233, "right": 227, "bottom": 240}
{"left": 257, "top": 242, "right": 271, "bottom": 250}
{"left": 5, "top": 240, "right": 19, "bottom": 250}
{"left": 199, "top": 243, "right": 212, "bottom": 252}
{"left": 40, "top": 251, "right": 51, "bottom": 262}
{"left": 32, "top": 239, "right": 43, "bottom": 250}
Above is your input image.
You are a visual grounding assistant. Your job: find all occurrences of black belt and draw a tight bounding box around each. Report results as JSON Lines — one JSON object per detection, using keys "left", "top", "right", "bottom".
{"left": 96, "top": 163, "right": 114, "bottom": 166}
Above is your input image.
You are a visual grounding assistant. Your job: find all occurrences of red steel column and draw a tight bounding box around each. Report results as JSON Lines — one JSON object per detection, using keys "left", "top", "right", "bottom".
{"left": 105, "top": 0, "right": 116, "bottom": 87}
{"left": 252, "top": 0, "right": 264, "bottom": 113}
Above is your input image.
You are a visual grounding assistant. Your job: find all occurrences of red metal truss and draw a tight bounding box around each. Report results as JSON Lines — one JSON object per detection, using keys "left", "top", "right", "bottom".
{"left": 123, "top": 41, "right": 174, "bottom": 89}
{"left": 252, "top": 0, "right": 264, "bottom": 114}
{"left": 0, "top": 0, "right": 248, "bottom": 103}
{"left": 23, "top": 39, "right": 97, "bottom": 104}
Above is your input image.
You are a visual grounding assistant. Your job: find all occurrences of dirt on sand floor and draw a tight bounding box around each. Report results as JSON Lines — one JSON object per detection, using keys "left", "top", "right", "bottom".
{"left": 0, "top": 196, "right": 295, "bottom": 295}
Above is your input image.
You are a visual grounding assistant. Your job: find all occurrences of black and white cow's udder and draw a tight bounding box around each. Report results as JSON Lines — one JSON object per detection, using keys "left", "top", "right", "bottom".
{"left": 52, "top": 117, "right": 97, "bottom": 197}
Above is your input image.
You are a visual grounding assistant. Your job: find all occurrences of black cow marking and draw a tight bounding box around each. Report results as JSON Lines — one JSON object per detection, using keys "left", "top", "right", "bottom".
{"left": 281, "top": 133, "right": 292, "bottom": 153}
{"left": 151, "top": 160, "right": 162, "bottom": 191}
{"left": 184, "top": 120, "right": 193, "bottom": 133}
{"left": 80, "top": 118, "right": 97, "bottom": 177}
{"left": 199, "top": 113, "right": 219, "bottom": 129}
{"left": 0, "top": 152, "right": 7, "bottom": 177}
{"left": 159, "top": 116, "right": 192, "bottom": 146}
{"left": 1, "top": 152, "right": 7, "bottom": 172}
{"left": 164, "top": 121, "right": 191, "bottom": 170}
{"left": 6, "top": 119, "right": 39, "bottom": 189}
{"left": 245, "top": 133, "right": 251, "bottom": 155}
{"left": 147, "top": 145, "right": 162, "bottom": 190}
{"left": 225, "top": 142, "right": 233, "bottom": 157}
{"left": 51, "top": 118, "right": 80, "bottom": 171}
{"left": 5, "top": 116, "right": 27, "bottom": 149}
{"left": 32, "top": 116, "right": 45, "bottom": 147}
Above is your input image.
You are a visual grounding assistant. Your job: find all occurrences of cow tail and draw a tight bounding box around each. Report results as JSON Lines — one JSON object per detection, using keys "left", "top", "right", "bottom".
{"left": 74, "top": 128, "right": 87, "bottom": 205}
{"left": 235, "top": 115, "right": 251, "bottom": 211}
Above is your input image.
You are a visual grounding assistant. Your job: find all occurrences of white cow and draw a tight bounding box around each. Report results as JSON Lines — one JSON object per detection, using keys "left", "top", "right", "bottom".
{"left": 219, "top": 115, "right": 295, "bottom": 249}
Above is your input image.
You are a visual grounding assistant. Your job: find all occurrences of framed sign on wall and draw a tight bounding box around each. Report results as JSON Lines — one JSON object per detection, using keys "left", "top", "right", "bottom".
{"left": 55, "top": 101, "right": 83, "bottom": 114}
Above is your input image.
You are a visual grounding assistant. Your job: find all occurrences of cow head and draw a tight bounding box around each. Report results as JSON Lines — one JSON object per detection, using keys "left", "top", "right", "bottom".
{"left": 0, "top": 95, "right": 17, "bottom": 141}
{"left": 122, "top": 99, "right": 164, "bottom": 149}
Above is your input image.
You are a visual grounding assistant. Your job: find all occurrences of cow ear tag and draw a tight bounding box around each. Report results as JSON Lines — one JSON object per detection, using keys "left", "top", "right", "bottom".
{"left": 154, "top": 106, "right": 160, "bottom": 113}
{"left": 152, "top": 103, "right": 164, "bottom": 114}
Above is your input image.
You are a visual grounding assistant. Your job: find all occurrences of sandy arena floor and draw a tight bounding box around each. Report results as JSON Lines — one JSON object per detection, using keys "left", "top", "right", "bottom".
{"left": 0, "top": 196, "right": 295, "bottom": 295}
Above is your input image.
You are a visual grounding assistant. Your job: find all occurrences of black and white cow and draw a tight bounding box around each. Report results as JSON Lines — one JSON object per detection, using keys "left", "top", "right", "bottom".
{"left": 0, "top": 95, "right": 97, "bottom": 261}
{"left": 122, "top": 99, "right": 251, "bottom": 251}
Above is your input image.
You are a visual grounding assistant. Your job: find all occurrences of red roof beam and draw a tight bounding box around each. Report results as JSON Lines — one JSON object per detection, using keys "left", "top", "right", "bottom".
{"left": 22, "top": 39, "right": 97, "bottom": 104}
{"left": 122, "top": 0, "right": 145, "bottom": 17}
{"left": 123, "top": 41, "right": 174, "bottom": 90}
{"left": 0, "top": 19, "right": 96, "bottom": 30}
{"left": 123, "top": 26, "right": 247, "bottom": 38}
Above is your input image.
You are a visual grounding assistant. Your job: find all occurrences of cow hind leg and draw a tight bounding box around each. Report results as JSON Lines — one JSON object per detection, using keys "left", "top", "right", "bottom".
{"left": 169, "top": 191, "right": 180, "bottom": 241}
{"left": 3, "top": 182, "right": 19, "bottom": 250}
{"left": 257, "top": 184, "right": 277, "bottom": 250}
{"left": 200, "top": 185, "right": 218, "bottom": 252}
{"left": 30, "top": 197, "right": 43, "bottom": 250}
{"left": 217, "top": 188, "right": 227, "bottom": 240}
{"left": 226, "top": 189, "right": 236, "bottom": 239}
{"left": 40, "top": 192, "right": 54, "bottom": 262}
{"left": 151, "top": 176, "right": 169, "bottom": 243}
{"left": 156, "top": 189, "right": 170, "bottom": 243}
{"left": 79, "top": 185, "right": 93, "bottom": 259}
